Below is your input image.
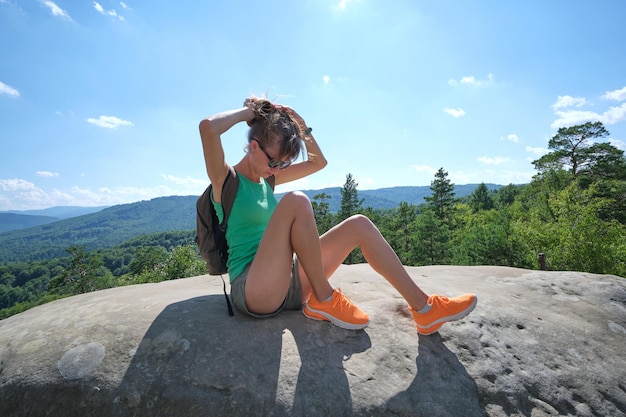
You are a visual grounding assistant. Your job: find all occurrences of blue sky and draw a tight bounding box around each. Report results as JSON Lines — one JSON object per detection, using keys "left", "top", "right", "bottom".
{"left": 1, "top": 0, "right": 625, "bottom": 211}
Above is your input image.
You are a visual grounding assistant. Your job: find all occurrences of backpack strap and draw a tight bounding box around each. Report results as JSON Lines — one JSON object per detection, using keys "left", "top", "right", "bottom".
{"left": 216, "top": 166, "right": 239, "bottom": 317}
{"left": 266, "top": 174, "right": 276, "bottom": 191}
{"left": 220, "top": 166, "right": 238, "bottom": 226}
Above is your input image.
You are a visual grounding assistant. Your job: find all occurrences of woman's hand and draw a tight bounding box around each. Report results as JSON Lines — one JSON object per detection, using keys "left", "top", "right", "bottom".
{"left": 243, "top": 97, "right": 273, "bottom": 126}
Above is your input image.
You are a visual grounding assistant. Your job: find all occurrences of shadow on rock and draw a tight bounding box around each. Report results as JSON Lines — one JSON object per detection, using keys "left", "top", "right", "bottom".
{"left": 383, "top": 333, "right": 484, "bottom": 417}
{"left": 109, "top": 295, "right": 371, "bottom": 417}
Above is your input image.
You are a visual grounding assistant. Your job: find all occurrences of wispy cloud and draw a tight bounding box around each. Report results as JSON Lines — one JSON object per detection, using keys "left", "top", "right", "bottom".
{"left": 610, "top": 139, "right": 625, "bottom": 150}
{"left": 551, "top": 103, "right": 626, "bottom": 128}
{"left": 0, "top": 178, "right": 36, "bottom": 192}
{"left": 93, "top": 1, "right": 125, "bottom": 21}
{"left": 39, "top": 0, "right": 72, "bottom": 21}
{"left": 444, "top": 107, "right": 465, "bottom": 118}
{"left": 602, "top": 86, "right": 626, "bottom": 101}
{"left": 412, "top": 165, "right": 437, "bottom": 175}
{"left": 161, "top": 174, "right": 206, "bottom": 187}
{"left": 448, "top": 73, "right": 494, "bottom": 87}
{"left": 550, "top": 88, "right": 626, "bottom": 128}
{"left": 502, "top": 134, "right": 519, "bottom": 143}
{"left": 551, "top": 95, "right": 586, "bottom": 109}
{"left": 477, "top": 156, "right": 511, "bottom": 165}
{"left": 0, "top": 80, "right": 20, "bottom": 97}
{"left": 526, "top": 146, "right": 548, "bottom": 156}
{"left": 86, "top": 115, "right": 134, "bottom": 129}
{"left": 36, "top": 171, "right": 60, "bottom": 178}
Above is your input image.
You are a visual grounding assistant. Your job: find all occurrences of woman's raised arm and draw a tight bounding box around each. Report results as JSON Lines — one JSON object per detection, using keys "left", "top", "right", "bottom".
{"left": 198, "top": 106, "right": 254, "bottom": 196}
{"left": 274, "top": 107, "right": 328, "bottom": 185}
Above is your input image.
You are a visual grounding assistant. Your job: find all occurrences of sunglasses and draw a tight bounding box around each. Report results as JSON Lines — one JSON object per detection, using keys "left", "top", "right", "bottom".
{"left": 252, "top": 138, "right": 292, "bottom": 169}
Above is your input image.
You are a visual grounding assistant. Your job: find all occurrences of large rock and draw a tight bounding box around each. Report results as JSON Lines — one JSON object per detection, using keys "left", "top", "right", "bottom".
{"left": 0, "top": 265, "right": 625, "bottom": 417}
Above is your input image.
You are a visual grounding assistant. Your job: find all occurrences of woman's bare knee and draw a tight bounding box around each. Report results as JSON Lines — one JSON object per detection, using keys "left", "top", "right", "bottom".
{"left": 278, "top": 191, "right": 313, "bottom": 213}
{"left": 343, "top": 214, "right": 378, "bottom": 236}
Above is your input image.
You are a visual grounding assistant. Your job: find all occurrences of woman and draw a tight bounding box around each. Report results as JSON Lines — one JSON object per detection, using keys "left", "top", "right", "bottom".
{"left": 199, "top": 97, "right": 476, "bottom": 334}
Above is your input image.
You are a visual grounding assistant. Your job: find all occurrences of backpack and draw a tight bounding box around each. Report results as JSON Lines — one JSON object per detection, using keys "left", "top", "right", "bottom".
{"left": 195, "top": 167, "right": 275, "bottom": 315}
{"left": 195, "top": 167, "right": 238, "bottom": 276}
{"left": 195, "top": 167, "right": 238, "bottom": 315}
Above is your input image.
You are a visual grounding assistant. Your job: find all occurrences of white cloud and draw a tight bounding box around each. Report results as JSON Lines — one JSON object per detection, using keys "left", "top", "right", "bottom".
{"left": 36, "top": 171, "right": 60, "bottom": 178}
{"left": 503, "top": 134, "right": 519, "bottom": 143}
{"left": 526, "top": 146, "right": 548, "bottom": 156}
{"left": 551, "top": 103, "right": 626, "bottom": 128}
{"left": 0, "top": 81, "right": 20, "bottom": 97}
{"left": 448, "top": 73, "right": 494, "bottom": 87}
{"left": 323, "top": 75, "right": 330, "bottom": 85}
{"left": 476, "top": 156, "right": 511, "bottom": 165}
{"left": 39, "top": 0, "right": 72, "bottom": 21}
{"left": 610, "top": 139, "right": 625, "bottom": 150}
{"left": 0, "top": 175, "right": 210, "bottom": 210}
{"left": 0, "top": 178, "right": 36, "bottom": 192}
{"left": 602, "top": 103, "right": 626, "bottom": 124}
{"left": 412, "top": 165, "right": 437, "bottom": 175}
{"left": 161, "top": 174, "right": 206, "bottom": 187}
{"left": 119, "top": 2, "right": 130, "bottom": 10}
{"left": 552, "top": 95, "right": 586, "bottom": 109}
{"left": 443, "top": 107, "right": 465, "bottom": 118}
{"left": 602, "top": 87, "right": 626, "bottom": 101}
{"left": 93, "top": 1, "right": 124, "bottom": 20}
{"left": 86, "top": 115, "right": 133, "bottom": 129}
{"left": 450, "top": 169, "right": 533, "bottom": 185}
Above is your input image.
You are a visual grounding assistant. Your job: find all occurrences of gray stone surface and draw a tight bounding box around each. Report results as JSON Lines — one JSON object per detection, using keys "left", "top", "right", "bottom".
{"left": 0, "top": 265, "right": 625, "bottom": 417}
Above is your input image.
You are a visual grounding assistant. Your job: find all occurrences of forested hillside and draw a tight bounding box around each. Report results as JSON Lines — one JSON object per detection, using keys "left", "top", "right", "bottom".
{"left": 1, "top": 122, "right": 624, "bottom": 320}
{"left": 0, "top": 213, "right": 58, "bottom": 233}
{"left": 0, "top": 184, "right": 496, "bottom": 263}
{"left": 0, "top": 196, "right": 197, "bottom": 262}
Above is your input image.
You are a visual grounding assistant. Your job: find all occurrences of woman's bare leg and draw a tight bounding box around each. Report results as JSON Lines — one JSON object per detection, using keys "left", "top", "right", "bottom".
{"left": 244, "top": 192, "right": 334, "bottom": 314}
{"left": 300, "top": 215, "right": 429, "bottom": 310}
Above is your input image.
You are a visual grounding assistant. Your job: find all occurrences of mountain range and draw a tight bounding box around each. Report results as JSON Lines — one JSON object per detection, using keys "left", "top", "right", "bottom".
{"left": 0, "top": 206, "right": 110, "bottom": 233}
{"left": 0, "top": 183, "right": 501, "bottom": 263}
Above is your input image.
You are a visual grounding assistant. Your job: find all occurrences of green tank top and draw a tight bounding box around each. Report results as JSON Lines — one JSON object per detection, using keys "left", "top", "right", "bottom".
{"left": 212, "top": 174, "right": 277, "bottom": 282}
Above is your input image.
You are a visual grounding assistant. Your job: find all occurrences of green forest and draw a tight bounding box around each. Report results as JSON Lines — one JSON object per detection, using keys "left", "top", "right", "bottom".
{"left": 1, "top": 121, "right": 625, "bottom": 319}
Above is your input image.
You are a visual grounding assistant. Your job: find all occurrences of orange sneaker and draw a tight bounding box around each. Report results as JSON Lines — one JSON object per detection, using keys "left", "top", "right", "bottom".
{"left": 410, "top": 294, "right": 477, "bottom": 335}
{"left": 303, "top": 288, "right": 370, "bottom": 330}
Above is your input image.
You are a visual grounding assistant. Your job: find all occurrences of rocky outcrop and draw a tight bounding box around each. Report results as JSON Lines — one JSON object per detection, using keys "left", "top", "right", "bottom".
{"left": 1, "top": 265, "right": 625, "bottom": 417}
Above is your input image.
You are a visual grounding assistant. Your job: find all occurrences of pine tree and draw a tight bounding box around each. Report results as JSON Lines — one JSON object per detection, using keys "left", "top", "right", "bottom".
{"left": 338, "top": 173, "right": 363, "bottom": 222}
{"left": 424, "top": 168, "right": 456, "bottom": 222}
{"left": 469, "top": 183, "right": 494, "bottom": 212}
{"left": 312, "top": 192, "right": 333, "bottom": 234}
{"left": 532, "top": 121, "right": 625, "bottom": 181}
{"left": 338, "top": 173, "right": 364, "bottom": 264}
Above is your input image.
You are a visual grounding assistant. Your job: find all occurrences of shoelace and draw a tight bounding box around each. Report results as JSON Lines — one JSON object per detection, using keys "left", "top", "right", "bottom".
{"left": 333, "top": 289, "right": 353, "bottom": 312}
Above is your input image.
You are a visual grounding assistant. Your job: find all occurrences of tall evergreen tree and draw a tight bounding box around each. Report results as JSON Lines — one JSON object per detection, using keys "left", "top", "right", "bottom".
{"left": 469, "top": 183, "right": 494, "bottom": 212}
{"left": 338, "top": 173, "right": 364, "bottom": 264}
{"left": 312, "top": 192, "right": 333, "bottom": 234}
{"left": 338, "top": 173, "right": 363, "bottom": 222}
{"left": 532, "top": 121, "right": 625, "bottom": 181}
{"left": 424, "top": 168, "right": 456, "bottom": 222}
{"left": 389, "top": 202, "right": 418, "bottom": 264}
{"left": 414, "top": 209, "right": 450, "bottom": 265}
